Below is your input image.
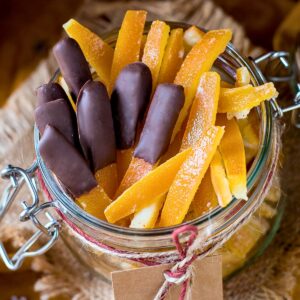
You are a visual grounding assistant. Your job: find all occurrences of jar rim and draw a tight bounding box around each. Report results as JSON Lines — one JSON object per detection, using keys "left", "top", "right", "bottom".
{"left": 35, "top": 21, "right": 279, "bottom": 240}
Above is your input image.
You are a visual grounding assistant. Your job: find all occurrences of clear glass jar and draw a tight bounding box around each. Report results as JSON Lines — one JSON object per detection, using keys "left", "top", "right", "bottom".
{"left": 0, "top": 22, "right": 293, "bottom": 280}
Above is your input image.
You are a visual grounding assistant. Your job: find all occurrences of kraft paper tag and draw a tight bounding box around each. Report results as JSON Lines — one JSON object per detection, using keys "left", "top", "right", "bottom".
{"left": 111, "top": 255, "right": 223, "bottom": 300}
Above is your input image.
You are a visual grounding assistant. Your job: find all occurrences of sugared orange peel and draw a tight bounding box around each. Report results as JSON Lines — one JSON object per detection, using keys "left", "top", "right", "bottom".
{"left": 57, "top": 76, "right": 76, "bottom": 111}
{"left": 109, "top": 10, "right": 147, "bottom": 92}
{"left": 210, "top": 149, "right": 232, "bottom": 207}
{"left": 218, "top": 83, "right": 278, "bottom": 119}
{"left": 104, "top": 147, "right": 192, "bottom": 223}
{"left": 77, "top": 80, "right": 118, "bottom": 198}
{"left": 181, "top": 72, "right": 220, "bottom": 150}
{"left": 63, "top": 19, "right": 114, "bottom": 88}
{"left": 235, "top": 66, "right": 251, "bottom": 87}
{"left": 142, "top": 21, "right": 170, "bottom": 90}
{"left": 183, "top": 25, "right": 205, "bottom": 52}
{"left": 111, "top": 62, "right": 152, "bottom": 183}
{"left": 115, "top": 83, "right": 184, "bottom": 197}
{"left": 157, "top": 28, "right": 184, "bottom": 84}
{"left": 189, "top": 170, "right": 218, "bottom": 219}
{"left": 172, "top": 29, "right": 232, "bottom": 141}
{"left": 217, "top": 115, "right": 247, "bottom": 200}
{"left": 159, "top": 126, "right": 224, "bottom": 227}
{"left": 130, "top": 194, "right": 165, "bottom": 229}
{"left": 39, "top": 126, "right": 111, "bottom": 220}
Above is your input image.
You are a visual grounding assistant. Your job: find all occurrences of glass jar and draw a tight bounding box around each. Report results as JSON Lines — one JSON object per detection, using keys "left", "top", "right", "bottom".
{"left": 0, "top": 22, "right": 299, "bottom": 281}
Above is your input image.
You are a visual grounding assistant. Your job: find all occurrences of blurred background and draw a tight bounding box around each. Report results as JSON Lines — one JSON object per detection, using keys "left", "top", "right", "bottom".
{"left": 0, "top": 0, "right": 299, "bottom": 299}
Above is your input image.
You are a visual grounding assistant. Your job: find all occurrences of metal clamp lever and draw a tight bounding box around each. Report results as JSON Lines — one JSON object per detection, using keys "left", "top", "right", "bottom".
{"left": 0, "top": 162, "right": 60, "bottom": 270}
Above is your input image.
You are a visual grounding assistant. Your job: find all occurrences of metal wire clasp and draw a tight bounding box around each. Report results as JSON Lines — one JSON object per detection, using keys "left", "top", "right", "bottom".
{"left": 0, "top": 162, "right": 60, "bottom": 270}
{"left": 250, "top": 51, "right": 300, "bottom": 126}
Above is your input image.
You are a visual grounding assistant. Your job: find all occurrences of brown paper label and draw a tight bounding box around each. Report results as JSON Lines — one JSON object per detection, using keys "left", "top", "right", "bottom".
{"left": 112, "top": 255, "right": 223, "bottom": 300}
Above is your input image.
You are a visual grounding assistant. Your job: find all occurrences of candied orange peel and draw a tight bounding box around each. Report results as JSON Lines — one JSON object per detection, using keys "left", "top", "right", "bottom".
{"left": 217, "top": 115, "right": 247, "bottom": 200}
{"left": 235, "top": 66, "right": 251, "bottom": 87}
{"left": 181, "top": 71, "right": 220, "bottom": 150}
{"left": 218, "top": 83, "right": 278, "bottom": 115}
{"left": 183, "top": 26, "right": 205, "bottom": 52}
{"left": 110, "top": 10, "right": 147, "bottom": 91}
{"left": 157, "top": 28, "right": 184, "bottom": 84}
{"left": 172, "top": 29, "right": 232, "bottom": 141}
{"left": 142, "top": 20, "right": 170, "bottom": 89}
{"left": 104, "top": 147, "right": 192, "bottom": 223}
{"left": 159, "top": 126, "right": 224, "bottom": 226}
{"left": 63, "top": 19, "right": 114, "bottom": 88}
{"left": 76, "top": 185, "right": 111, "bottom": 220}
{"left": 95, "top": 163, "right": 118, "bottom": 199}
{"left": 210, "top": 150, "right": 232, "bottom": 207}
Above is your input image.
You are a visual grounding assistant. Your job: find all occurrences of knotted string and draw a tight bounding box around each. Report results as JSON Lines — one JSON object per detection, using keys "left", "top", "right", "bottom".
{"left": 154, "top": 225, "right": 200, "bottom": 300}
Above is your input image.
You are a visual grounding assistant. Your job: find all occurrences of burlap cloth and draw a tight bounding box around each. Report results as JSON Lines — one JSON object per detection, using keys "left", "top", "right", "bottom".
{"left": 0, "top": 0, "right": 299, "bottom": 299}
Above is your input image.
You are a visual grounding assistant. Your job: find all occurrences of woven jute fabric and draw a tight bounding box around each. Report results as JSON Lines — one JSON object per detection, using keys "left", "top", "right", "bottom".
{"left": 0, "top": 0, "right": 299, "bottom": 299}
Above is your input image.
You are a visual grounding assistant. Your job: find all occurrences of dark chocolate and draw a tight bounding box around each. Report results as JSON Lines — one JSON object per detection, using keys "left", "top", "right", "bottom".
{"left": 134, "top": 84, "right": 184, "bottom": 164}
{"left": 39, "top": 125, "right": 97, "bottom": 197}
{"left": 36, "top": 82, "right": 68, "bottom": 107}
{"left": 111, "top": 62, "right": 152, "bottom": 149}
{"left": 53, "top": 38, "right": 92, "bottom": 100}
{"left": 77, "top": 80, "right": 116, "bottom": 172}
{"left": 35, "top": 98, "right": 77, "bottom": 145}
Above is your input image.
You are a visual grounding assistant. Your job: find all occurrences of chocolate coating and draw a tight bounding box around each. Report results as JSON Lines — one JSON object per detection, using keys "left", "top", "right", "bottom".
{"left": 111, "top": 62, "right": 152, "bottom": 149}
{"left": 134, "top": 84, "right": 184, "bottom": 164}
{"left": 53, "top": 38, "right": 92, "bottom": 99}
{"left": 35, "top": 98, "right": 77, "bottom": 145}
{"left": 77, "top": 80, "right": 116, "bottom": 172}
{"left": 39, "top": 126, "right": 97, "bottom": 197}
{"left": 36, "top": 82, "right": 68, "bottom": 107}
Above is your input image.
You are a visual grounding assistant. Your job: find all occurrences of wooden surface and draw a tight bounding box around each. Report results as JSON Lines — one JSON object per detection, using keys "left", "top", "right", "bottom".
{"left": 0, "top": 0, "right": 299, "bottom": 299}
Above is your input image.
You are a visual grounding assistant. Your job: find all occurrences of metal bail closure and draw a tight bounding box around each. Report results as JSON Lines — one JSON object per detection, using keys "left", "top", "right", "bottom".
{"left": 0, "top": 162, "right": 60, "bottom": 270}
{"left": 250, "top": 51, "right": 300, "bottom": 127}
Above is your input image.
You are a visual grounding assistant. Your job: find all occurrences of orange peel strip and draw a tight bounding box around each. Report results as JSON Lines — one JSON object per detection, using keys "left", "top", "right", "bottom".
{"left": 116, "top": 148, "right": 134, "bottom": 183}
{"left": 95, "top": 163, "right": 118, "bottom": 199}
{"left": 76, "top": 185, "right": 111, "bottom": 220}
{"left": 63, "top": 19, "right": 114, "bottom": 88}
{"left": 181, "top": 71, "right": 220, "bottom": 150}
{"left": 183, "top": 25, "right": 205, "bottom": 52}
{"left": 217, "top": 115, "right": 247, "bottom": 200}
{"left": 235, "top": 66, "right": 251, "bottom": 87}
{"left": 159, "top": 126, "right": 224, "bottom": 227}
{"left": 172, "top": 29, "right": 232, "bottom": 141}
{"left": 218, "top": 83, "right": 278, "bottom": 114}
{"left": 157, "top": 28, "right": 184, "bottom": 84}
{"left": 104, "top": 147, "right": 192, "bottom": 223}
{"left": 109, "top": 10, "right": 147, "bottom": 92}
{"left": 142, "top": 20, "right": 170, "bottom": 89}
{"left": 210, "top": 150, "right": 232, "bottom": 207}
{"left": 130, "top": 195, "right": 165, "bottom": 229}
{"left": 115, "top": 157, "right": 154, "bottom": 197}
{"left": 190, "top": 169, "right": 218, "bottom": 218}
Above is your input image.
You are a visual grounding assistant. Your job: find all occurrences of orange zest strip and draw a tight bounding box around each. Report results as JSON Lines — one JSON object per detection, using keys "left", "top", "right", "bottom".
{"left": 63, "top": 19, "right": 114, "bottom": 88}
{"left": 142, "top": 20, "right": 170, "bottom": 89}
{"left": 116, "top": 148, "right": 134, "bottom": 183}
{"left": 76, "top": 185, "right": 111, "bottom": 220}
{"left": 159, "top": 126, "right": 224, "bottom": 227}
{"left": 130, "top": 195, "right": 165, "bottom": 229}
{"left": 210, "top": 150, "right": 232, "bottom": 207}
{"left": 115, "top": 157, "right": 154, "bottom": 197}
{"left": 172, "top": 29, "right": 232, "bottom": 141}
{"left": 104, "top": 147, "right": 192, "bottom": 223}
{"left": 235, "top": 66, "right": 251, "bottom": 87}
{"left": 109, "top": 10, "right": 147, "bottom": 92}
{"left": 183, "top": 26, "right": 205, "bottom": 52}
{"left": 181, "top": 71, "right": 220, "bottom": 150}
{"left": 157, "top": 28, "right": 184, "bottom": 84}
{"left": 217, "top": 115, "right": 248, "bottom": 200}
{"left": 58, "top": 76, "right": 76, "bottom": 111}
{"left": 95, "top": 163, "right": 118, "bottom": 199}
{"left": 218, "top": 83, "right": 278, "bottom": 113}
{"left": 190, "top": 169, "right": 218, "bottom": 218}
